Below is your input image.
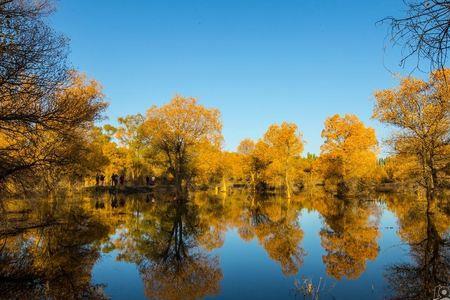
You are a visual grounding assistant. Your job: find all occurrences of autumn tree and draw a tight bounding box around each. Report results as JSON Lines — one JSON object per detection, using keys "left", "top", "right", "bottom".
{"left": 104, "top": 114, "right": 153, "bottom": 183}
{"left": 0, "top": 1, "right": 107, "bottom": 192}
{"left": 141, "top": 96, "right": 222, "bottom": 195}
{"left": 43, "top": 125, "right": 112, "bottom": 189}
{"left": 301, "top": 153, "right": 319, "bottom": 189}
{"left": 77, "top": 125, "right": 125, "bottom": 183}
{"left": 382, "top": 154, "right": 420, "bottom": 185}
{"left": 237, "top": 138, "right": 255, "bottom": 156}
{"left": 0, "top": 71, "right": 106, "bottom": 191}
{"left": 237, "top": 124, "right": 304, "bottom": 196}
{"left": 261, "top": 122, "right": 304, "bottom": 198}
{"left": 221, "top": 151, "right": 244, "bottom": 191}
{"left": 193, "top": 140, "right": 223, "bottom": 189}
{"left": 237, "top": 138, "right": 268, "bottom": 192}
{"left": 196, "top": 149, "right": 242, "bottom": 193}
{"left": 373, "top": 69, "right": 450, "bottom": 201}
{"left": 317, "top": 114, "right": 378, "bottom": 196}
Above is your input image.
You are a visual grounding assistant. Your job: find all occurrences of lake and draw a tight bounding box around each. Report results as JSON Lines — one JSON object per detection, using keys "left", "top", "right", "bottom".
{"left": 0, "top": 191, "right": 448, "bottom": 299}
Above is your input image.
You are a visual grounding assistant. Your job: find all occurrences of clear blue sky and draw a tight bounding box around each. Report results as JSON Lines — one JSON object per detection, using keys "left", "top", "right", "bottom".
{"left": 49, "top": 0, "right": 418, "bottom": 154}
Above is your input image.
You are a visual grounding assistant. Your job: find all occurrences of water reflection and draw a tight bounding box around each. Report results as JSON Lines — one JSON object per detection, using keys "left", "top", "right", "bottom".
{"left": 241, "top": 197, "right": 305, "bottom": 275}
{"left": 315, "top": 197, "right": 381, "bottom": 280}
{"left": 0, "top": 199, "right": 110, "bottom": 299}
{"left": 384, "top": 195, "right": 450, "bottom": 299}
{"left": 111, "top": 198, "right": 223, "bottom": 300}
{"left": 0, "top": 192, "right": 448, "bottom": 299}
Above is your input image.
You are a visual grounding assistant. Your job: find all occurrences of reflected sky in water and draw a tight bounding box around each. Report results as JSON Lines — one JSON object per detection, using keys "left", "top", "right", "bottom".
{"left": 1, "top": 191, "right": 448, "bottom": 299}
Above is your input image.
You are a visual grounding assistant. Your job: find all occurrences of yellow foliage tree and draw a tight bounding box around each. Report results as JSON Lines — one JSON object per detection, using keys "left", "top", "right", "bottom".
{"left": 101, "top": 114, "right": 154, "bottom": 183}
{"left": 261, "top": 122, "right": 304, "bottom": 198}
{"left": 195, "top": 142, "right": 243, "bottom": 193}
{"left": 373, "top": 69, "right": 450, "bottom": 200}
{"left": 194, "top": 140, "right": 223, "bottom": 188}
{"left": 141, "top": 96, "right": 222, "bottom": 195}
{"left": 238, "top": 139, "right": 268, "bottom": 191}
{"left": 0, "top": 71, "right": 106, "bottom": 191}
{"left": 382, "top": 154, "right": 420, "bottom": 184}
{"left": 317, "top": 114, "right": 378, "bottom": 195}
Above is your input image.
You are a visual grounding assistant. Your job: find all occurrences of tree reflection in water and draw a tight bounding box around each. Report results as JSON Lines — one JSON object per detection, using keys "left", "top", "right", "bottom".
{"left": 0, "top": 192, "right": 448, "bottom": 300}
{"left": 195, "top": 193, "right": 306, "bottom": 276}
{"left": 113, "top": 197, "right": 223, "bottom": 300}
{"left": 247, "top": 198, "right": 305, "bottom": 275}
{"left": 313, "top": 196, "right": 381, "bottom": 280}
{"left": 384, "top": 195, "right": 450, "bottom": 300}
{"left": 108, "top": 192, "right": 306, "bottom": 298}
{"left": 0, "top": 199, "right": 110, "bottom": 299}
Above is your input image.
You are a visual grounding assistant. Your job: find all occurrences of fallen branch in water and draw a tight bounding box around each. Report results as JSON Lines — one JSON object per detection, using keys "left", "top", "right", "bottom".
{"left": 3, "top": 209, "right": 32, "bottom": 214}
{"left": 0, "top": 221, "right": 64, "bottom": 237}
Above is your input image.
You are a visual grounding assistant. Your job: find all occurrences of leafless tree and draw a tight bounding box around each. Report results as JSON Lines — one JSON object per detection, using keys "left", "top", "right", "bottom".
{"left": 381, "top": 0, "right": 450, "bottom": 70}
{"left": 0, "top": 0, "right": 68, "bottom": 97}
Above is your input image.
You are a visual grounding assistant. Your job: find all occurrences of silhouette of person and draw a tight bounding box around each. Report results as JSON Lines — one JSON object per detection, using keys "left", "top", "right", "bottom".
{"left": 112, "top": 174, "right": 119, "bottom": 187}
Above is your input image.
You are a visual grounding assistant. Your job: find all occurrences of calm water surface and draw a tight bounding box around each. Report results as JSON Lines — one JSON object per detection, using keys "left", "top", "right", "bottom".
{"left": 1, "top": 191, "right": 448, "bottom": 299}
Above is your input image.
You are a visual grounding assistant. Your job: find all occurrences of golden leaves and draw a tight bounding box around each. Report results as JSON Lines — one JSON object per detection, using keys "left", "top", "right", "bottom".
{"left": 143, "top": 96, "right": 222, "bottom": 148}
{"left": 237, "top": 122, "right": 304, "bottom": 195}
{"left": 317, "top": 114, "right": 378, "bottom": 190}
{"left": 373, "top": 68, "right": 450, "bottom": 191}
{"left": 140, "top": 96, "right": 223, "bottom": 190}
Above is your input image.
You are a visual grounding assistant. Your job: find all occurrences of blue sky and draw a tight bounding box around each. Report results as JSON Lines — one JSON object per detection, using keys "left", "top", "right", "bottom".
{"left": 49, "top": 0, "right": 418, "bottom": 154}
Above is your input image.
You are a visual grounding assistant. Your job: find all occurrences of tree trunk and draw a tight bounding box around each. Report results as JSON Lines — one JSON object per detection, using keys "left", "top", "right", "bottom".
{"left": 250, "top": 172, "right": 256, "bottom": 193}
{"left": 429, "top": 155, "right": 437, "bottom": 202}
{"left": 174, "top": 175, "right": 183, "bottom": 196}
{"left": 221, "top": 176, "right": 227, "bottom": 193}
{"left": 285, "top": 172, "right": 291, "bottom": 199}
